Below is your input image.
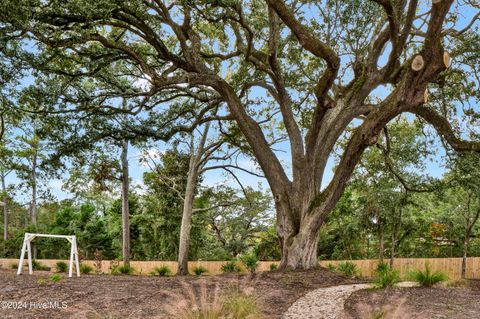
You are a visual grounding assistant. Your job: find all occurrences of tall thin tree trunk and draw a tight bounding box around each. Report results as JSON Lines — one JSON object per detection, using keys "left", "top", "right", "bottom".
{"left": 461, "top": 236, "right": 468, "bottom": 279}
{"left": 177, "top": 124, "right": 210, "bottom": 275}
{"left": 31, "top": 151, "right": 37, "bottom": 259}
{"left": 177, "top": 160, "right": 198, "bottom": 275}
{"left": 1, "top": 171, "right": 8, "bottom": 241}
{"left": 378, "top": 220, "right": 384, "bottom": 264}
{"left": 390, "top": 232, "right": 395, "bottom": 268}
{"left": 121, "top": 139, "right": 130, "bottom": 266}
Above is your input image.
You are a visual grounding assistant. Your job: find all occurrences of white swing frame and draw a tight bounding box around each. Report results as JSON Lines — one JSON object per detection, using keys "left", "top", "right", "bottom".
{"left": 16, "top": 233, "right": 80, "bottom": 278}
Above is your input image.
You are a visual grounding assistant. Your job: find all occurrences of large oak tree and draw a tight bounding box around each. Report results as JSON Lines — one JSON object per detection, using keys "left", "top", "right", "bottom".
{"left": 1, "top": 0, "right": 479, "bottom": 269}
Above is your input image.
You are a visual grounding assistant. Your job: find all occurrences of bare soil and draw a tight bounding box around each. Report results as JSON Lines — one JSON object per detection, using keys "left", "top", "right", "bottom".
{"left": 0, "top": 267, "right": 361, "bottom": 319}
{"left": 344, "top": 280, "right": 480, "bottom": 319}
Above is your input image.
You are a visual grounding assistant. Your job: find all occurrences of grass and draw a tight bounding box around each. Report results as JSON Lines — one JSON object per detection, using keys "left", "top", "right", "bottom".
{"left": 152, "top": 265, "right": 172, "bottom": 276}
{"left": 11, "top": 263, "right": 18, "bottom": 269}
{"left": 32, "top": 260, "right": 51, "bottom": 271}
{"left": 336, "top": 261, "right": 360, "bottom": 278}
{"left": 373, "top": 263, "right": 400, "bottom": 288}
{"left": 56, "top": 261, "right": 68, "bottom": 273}
{"left": 221, "top": 261, "right": 241, "bottom": 273}
{"left": 192, "top": 266, "right": 208, "bottom": 276}
{"left": 269, "top": 263, "right": 278, "bottom": 271}
{"left": 167, "top": 282, "right": 264, "bottom": 319}
{"left": 80, "top": 263, "right": 94, "bottom": 274}
{"left": 410, "top": 264, "right": 448, "bottom": 287}
{"left": 50, "top": 274, "right": 62, "bottom": 282}
{"left": 111, "top": 264, "right": 135, "bottom": 275}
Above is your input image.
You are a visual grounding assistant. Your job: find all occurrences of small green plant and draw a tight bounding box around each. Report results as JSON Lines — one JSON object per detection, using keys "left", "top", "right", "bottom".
{"left": 192, "top": 266, "right": 208, "bottom": 276}
{"left": 373, "top": 263, "right": 399, "bottom": 288}
{"left": 269, "top": 263, "right": 278, "bottom": 271}
{"left": 240, "top": 253, "right": 259, "bottom": 274}
{"left": 112, "top": 264, "right": 135, "bottom": 275}
{"left": 80, "top": 264, "right": 94, "bottom": 274}
{"left": 221, "top": 261, "right": 241, "bottom": 273}
{"left": 326, "top": 263, "right": 336, "bottom": 271}
{"left": 56, "top": 261, "right": 68, "bottom": 273}
{"left": 153, "top": 265, "right": 171, "bottom": 276}
{"left": 11, "top": 263, "right": 18, "bottom": 269}
{"left": 32, "top": 260, "right": 51, "bottom": 271}
{"left": 50, "top": 274, "right": 62, "bottom": 282}
{"left": 410, "top": 264, "right": 448, "bottom": 287}
{"left": 37, "top": 278, "right": 47, "bottom": 286}
{"left": 223, "top": 291, "right": 264, "bottom": 318}
{"left": 337, "top": 261, "right": 359, "bottom": 278}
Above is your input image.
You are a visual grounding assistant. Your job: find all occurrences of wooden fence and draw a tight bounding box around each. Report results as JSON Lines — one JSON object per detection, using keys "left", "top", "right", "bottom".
{"left": 1, "top": 257, "right": 479, "bottom": 280}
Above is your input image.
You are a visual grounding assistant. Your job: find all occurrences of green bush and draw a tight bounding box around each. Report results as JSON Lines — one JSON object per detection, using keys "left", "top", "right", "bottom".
{"left": 269, "top": 263, "right": 278, "bottom": 271}
{"left": 80, "top": 264, "right": 93, "bottom": 274}
{"left": 326, "top": 263, "right": 336, "bottom": 271}
{"left": 153, "top": 265, "right": 172, "bottom": 276}
{"left": 56, "top": 261, "right": 68, "bottom": 273}
{"left": 410, "top": 264, "right": 448, "bottom": 287}
{"left": 32, "top": 260, "right": 51, "bottom": 271}
{"left": 337, "top": 261, "right": 359, "bottom": 278}
{"left": 11, "top": 263, "right": 18, "bottom": 270}
{"left": 373, "top": 263, "right": 399, "bottom": 288}
{"left": 375, "top": 262, "right": 390, "bottom": 273}
{"left": 221, "top": 261, "right": 241, "bottom": 273}
{"left": 192, "top": 266, "right": 208, "bottom": 276}
{"left": 223, "top": 292, "right": 264, "bottom": 318}
{"left": 50, "top": 274, "right": 62, "bottom": 282}
{"left": 240, "top": 253, "right": 259, "bottom": 274}
{"left": 112, "top": 264, "right": 135, "bottom": 275}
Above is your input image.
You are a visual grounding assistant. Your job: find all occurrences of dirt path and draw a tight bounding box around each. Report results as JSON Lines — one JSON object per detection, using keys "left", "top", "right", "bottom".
{"left": 283, "top": 283, "right": 371, "bottom": 319}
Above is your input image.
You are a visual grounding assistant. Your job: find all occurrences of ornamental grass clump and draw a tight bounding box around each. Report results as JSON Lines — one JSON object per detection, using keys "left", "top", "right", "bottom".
{"left": 410, "top": 264, "right": 447, "bottom": 287}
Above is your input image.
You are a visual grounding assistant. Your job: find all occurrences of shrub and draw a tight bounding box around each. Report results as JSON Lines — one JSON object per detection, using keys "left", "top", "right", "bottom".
{"left": 223, "top": 292, "right": 264, "bottom": 318}
{"left": 375, "top": 262, "right": 390, "bottom": 273}
{"left": 337, "top": 261, "right": 359, "bottom": 278}
{"left": 56, "top": 261, "right": 68, "bottom": 273}
{"left": 80, "top": 264, "right": 94, "bottom": 274}
{"left": 50, "top": 274, "right": 62, "bottom": 282}
{"left": 221, "top": 261, "right": 241, "bottom": 273}
{"left": 153, "top": 265, "right": 172, "bottom": 276}
{"left": 326, "top": 263, "right": 336, "bottom": 271}
{"left": 168, "top": 286, "right": 264, "bottom": 319}
{"left": 37, "top": 278, "right": 47, "bottom": 286}
{"left": 240, "top": 253, "right": 258, "bottom": 274}
{"left": 192, "top": 266, "right": 208, "bottom": 276}
{"left": 269, "top": 263, "right": 278, "bottom": 271}
{"left": 11, "top": 263, "right": 18, "bottom": 270}
{"left": 410, "top": 264, "right": 448, "bottom": 287}
{"left": 32, "top": 260, "right": 51, "bottom": 271}
{"left": 373, "top": 263, "right": 399, "bottom": 288}
{"left": 112, "top": 264, "right": 135, "bottom": 275}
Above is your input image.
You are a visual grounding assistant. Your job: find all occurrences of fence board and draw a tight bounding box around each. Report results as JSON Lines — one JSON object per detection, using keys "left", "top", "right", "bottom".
{"left": 1, "top": 258, "right": 479, "bottom": 279}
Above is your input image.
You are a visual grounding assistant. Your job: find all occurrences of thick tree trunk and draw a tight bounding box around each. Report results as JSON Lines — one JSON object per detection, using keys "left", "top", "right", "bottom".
{"left": 1, "top": 171, "right": 8, "bottom": 241}
{"left": 121, "top": 140, "right": 130, "bottom": 266}
{"left": 276, "top": 194, "right": 327, "bottom": 270}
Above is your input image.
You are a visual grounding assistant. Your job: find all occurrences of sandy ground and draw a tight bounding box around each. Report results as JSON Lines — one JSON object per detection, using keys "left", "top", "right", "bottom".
{"left": 0, "top": 267, "right": 362, "bottom": 318}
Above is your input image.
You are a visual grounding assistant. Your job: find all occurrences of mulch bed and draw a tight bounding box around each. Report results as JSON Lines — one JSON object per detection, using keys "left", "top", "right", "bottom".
{"left": 0, "top": 267, "right": 362, "bottom": 318}
{"left": 344, "top": 283, "right": 480, "bottom": 319}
